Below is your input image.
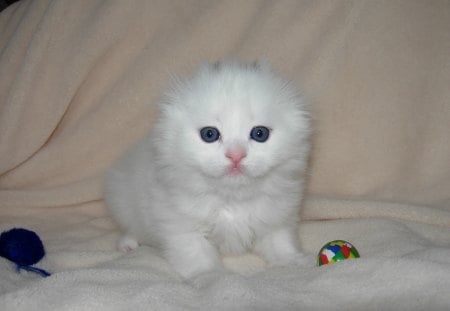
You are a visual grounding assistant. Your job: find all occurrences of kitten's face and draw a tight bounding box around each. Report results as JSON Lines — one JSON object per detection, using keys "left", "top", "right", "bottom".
{"left": 158, "top": 63, "right": 309, "bottom": 185}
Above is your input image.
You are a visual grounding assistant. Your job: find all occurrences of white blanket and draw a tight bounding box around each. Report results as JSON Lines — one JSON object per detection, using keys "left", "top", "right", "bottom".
{"left": 1, "top": 1, "right": 450, "bottom": 310}
{"left": 2, "top": 199, "right": 450, "bottom": 310}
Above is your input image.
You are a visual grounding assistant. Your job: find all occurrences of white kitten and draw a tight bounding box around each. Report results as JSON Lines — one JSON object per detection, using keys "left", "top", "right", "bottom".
{"left": 104, "top": 61, "right": 310, "bottom": 279}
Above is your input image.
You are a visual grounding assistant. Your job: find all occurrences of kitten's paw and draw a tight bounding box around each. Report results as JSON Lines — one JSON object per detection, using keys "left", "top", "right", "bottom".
{"left": 117, "top": 235, "right": 139, "bottom": 252}
{"left": 270, "top": 253, "right": 314, "bottom": 268}
{"left": 290, "top": 253, "right": 314, "bottom": 267}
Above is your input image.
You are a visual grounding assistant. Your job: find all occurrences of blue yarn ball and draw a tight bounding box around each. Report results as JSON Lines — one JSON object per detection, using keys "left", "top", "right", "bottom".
{"left": 0, "top": 228, "right": 45, "bottom": 266}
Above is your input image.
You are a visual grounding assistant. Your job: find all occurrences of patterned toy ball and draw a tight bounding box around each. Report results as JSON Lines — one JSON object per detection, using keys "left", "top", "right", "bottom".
{"left": 317, "top": 240, "right": 360, "bottom": 266}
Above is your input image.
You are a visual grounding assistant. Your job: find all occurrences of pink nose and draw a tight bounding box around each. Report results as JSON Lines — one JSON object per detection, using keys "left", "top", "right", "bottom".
{"left": 226, "top": 146, "right": 247, "bottom": 165}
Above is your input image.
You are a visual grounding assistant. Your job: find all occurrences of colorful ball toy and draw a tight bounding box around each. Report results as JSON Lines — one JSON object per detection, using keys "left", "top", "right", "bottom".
{"left": 317, "top": 240, "right": 360, "bottom": 266}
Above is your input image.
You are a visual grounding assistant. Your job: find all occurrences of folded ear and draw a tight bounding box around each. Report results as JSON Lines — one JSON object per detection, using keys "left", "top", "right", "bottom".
{"left": 251, "top": 59, "right": 271, "bottom": 72}
{"left": 208, "top": 60, "right": 272, "bottom": 72}
{"left": 212, "top": 60, "right": 223, "bottom": 71}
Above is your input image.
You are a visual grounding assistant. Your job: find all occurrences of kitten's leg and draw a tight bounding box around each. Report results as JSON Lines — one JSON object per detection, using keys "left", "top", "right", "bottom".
{"left": 164, "top": 233, "right": 224, "bottom": 279}
{"left": 254, "top": 227, "right": 309, "bottom": 266}
{"left": 117, "top": 233, "right": 139, "bottom": 252}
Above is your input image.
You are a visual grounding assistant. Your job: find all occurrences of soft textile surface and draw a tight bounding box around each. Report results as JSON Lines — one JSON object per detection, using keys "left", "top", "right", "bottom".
{"left": 1, "top": 1, "right": 450, "bottom": 310}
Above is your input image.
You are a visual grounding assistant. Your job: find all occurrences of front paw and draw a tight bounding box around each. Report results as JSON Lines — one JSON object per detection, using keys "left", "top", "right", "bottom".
{"left": 117, "top": 235, "right": 139, "bottom": 252}
{"left": 270, "top": 253, "right": 314, "bottom": 268}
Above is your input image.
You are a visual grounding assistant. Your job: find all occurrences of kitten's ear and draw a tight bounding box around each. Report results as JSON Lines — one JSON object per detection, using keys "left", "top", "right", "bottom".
{"left": 197, "top": 61, "right": 223, "bottom": 74}
{"left": 212, "top": 61, "right": 223, "bottom": 71}
{"left": 205, "top": 60, "right": 272, "bottom": 72}
{"left": 250, "top": 59, "right": 272, "bottom": 72}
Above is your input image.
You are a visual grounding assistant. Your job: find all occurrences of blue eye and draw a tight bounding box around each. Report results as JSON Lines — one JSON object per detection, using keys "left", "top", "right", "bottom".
{"left": 200, "top": 127, "right": 221, "bottom": 143}
{"left": 250, "top": 126, "right": 270, "bottom": 142}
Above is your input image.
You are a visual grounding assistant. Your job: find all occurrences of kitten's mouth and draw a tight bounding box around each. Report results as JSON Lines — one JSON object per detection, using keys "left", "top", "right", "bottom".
{"left": 228, "top": 166, "right": 244, "bottom": 176}
{"left": 228, "top": 167, "right": 243, "bottom": 176}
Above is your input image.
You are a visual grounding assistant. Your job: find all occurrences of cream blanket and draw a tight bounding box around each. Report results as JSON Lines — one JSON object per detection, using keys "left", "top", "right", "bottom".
{"left": 1, "top": 1, "right": 450, "bottom": 310}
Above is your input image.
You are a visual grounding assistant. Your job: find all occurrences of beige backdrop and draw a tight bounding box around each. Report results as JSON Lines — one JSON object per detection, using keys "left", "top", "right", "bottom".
{"left": 2, "top": 1, "right": 450, "bottom": 309}
{"left": 1, "top": 0, "right": 449, "bottom": 214}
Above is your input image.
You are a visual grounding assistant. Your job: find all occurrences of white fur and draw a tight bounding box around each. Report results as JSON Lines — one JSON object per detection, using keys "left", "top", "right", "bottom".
{"left": 104, "top": 62, "right": 310, "bottom": 279}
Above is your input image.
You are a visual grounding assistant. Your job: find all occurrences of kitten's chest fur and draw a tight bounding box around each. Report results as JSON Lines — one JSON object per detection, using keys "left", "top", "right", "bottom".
{"left": 187, "top": 193, "right": 289, "bottom": 255}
